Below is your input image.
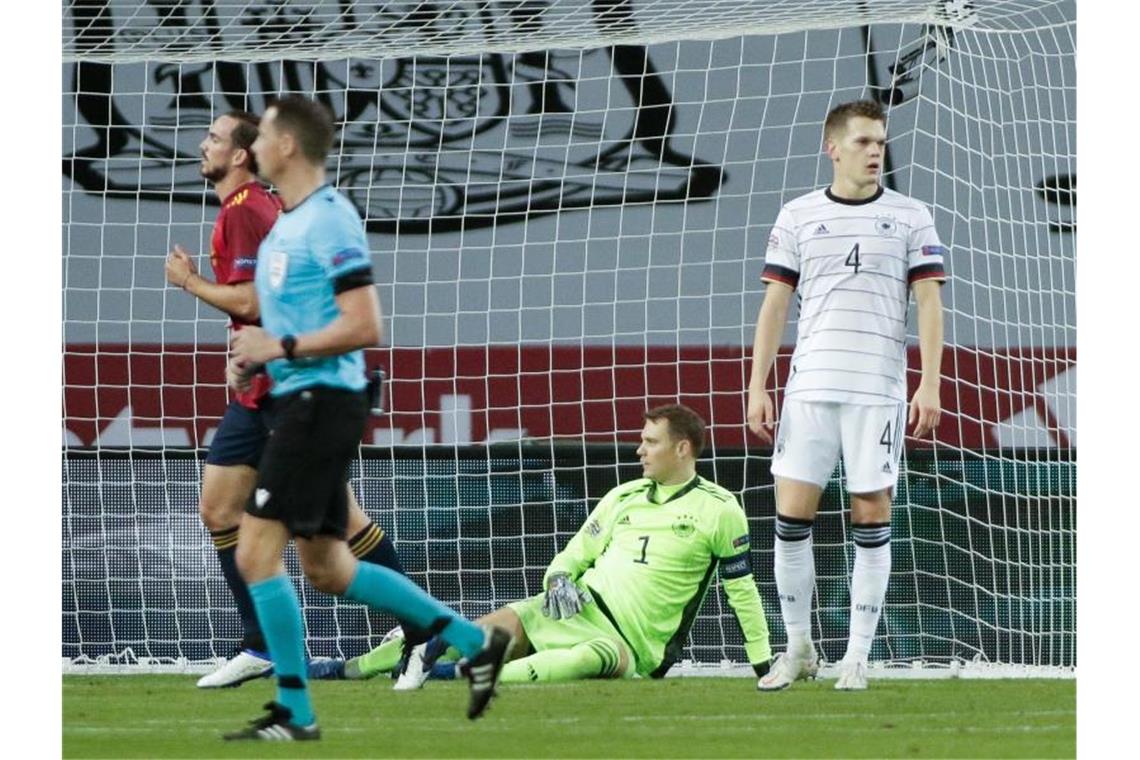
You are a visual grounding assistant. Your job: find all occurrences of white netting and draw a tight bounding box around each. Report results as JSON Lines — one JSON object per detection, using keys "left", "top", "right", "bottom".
{"left": 64, "top": 0, "right": 1074, "bottom": 63}
{"left": 63, "top": 0, "right": 1075, "bottom": 676}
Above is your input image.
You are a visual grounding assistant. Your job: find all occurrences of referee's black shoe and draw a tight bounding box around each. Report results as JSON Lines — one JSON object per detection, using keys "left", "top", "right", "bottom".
{"left": 460, "top": 625, "right": 514, "bottom": 720}
{"left": 223, "top": 701, "right": 321, "bottom": 741}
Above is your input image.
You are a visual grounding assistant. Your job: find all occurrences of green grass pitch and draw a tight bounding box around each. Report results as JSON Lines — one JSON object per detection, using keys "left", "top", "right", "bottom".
{"left": 63, "top": 675, "right": 1074, "bottom": 758}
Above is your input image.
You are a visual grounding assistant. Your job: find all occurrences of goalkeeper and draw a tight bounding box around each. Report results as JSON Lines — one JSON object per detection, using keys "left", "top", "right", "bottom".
{"left": 319, "top": 404, "right": 772, "bottom": 686}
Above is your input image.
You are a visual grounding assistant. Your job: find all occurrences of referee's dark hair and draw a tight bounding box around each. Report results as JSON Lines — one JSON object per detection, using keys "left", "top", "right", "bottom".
{"left": 267, "top": 95, "right": 336, "bottom": 165}
{"left": 644, "top": 404, "right": 706, "bottom": 459}
{"left": 225, "top": 110, "right": 261, "bottom": 175}
{"left": 824, "top": 99, "right": 886, "bottom": 140}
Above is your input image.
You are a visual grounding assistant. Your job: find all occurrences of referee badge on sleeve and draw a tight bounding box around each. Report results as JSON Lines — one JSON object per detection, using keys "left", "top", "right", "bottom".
{"left": 268, "top": 251, "right": 289, "bottom": 289}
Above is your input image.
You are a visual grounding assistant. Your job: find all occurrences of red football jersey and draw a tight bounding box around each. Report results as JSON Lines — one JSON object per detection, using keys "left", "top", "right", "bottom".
{"left": 209, "top": 181, "right": 282, "bottom": 409}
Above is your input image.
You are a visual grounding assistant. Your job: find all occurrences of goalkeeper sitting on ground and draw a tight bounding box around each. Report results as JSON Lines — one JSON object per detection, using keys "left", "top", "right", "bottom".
{"left": 312, "top": 403, "right": 772, "bottom": 687}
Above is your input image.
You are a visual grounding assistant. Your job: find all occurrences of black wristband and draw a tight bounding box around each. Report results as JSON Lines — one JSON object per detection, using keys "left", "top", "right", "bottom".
{"left": 752, "top": 660, "right": 771, "bottom": 678}
{"left": 280, "top": 334, "right": 297, "bottom": 361}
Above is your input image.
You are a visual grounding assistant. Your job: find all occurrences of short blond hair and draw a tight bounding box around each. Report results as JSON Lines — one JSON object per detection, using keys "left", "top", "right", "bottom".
{"left": 824, "top": 99, "right": 886, "bottom": 141}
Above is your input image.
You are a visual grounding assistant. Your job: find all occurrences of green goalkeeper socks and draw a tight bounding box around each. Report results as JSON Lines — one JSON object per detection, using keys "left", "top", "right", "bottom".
{"left": 350, "top": 634, "right": 628, "bottom": 683}
{"left": 346, "top": 635, "right": 404, "bottom": 679}
{"left": 500, "top": 639, "right": 624, "bottom": 683}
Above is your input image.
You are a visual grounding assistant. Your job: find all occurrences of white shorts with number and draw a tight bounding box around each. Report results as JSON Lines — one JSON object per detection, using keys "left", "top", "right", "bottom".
{"left": 770, "top": 399, "right": 906, "bottom": 494}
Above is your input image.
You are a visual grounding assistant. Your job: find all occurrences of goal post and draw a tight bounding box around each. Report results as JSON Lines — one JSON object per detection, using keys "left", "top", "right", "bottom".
{"left": 62, "top": 0, "right": 1076, "bottom": 677}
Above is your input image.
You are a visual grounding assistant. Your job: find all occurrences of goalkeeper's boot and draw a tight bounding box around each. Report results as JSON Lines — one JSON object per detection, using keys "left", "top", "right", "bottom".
{"left": 197, "top": 648, "right": 273, "bottom": 688}
{"left": 394, "top": 635, "right": 447, "bottom": 691}
{"left": 459, "top": 625, "right": 514, "bottom": 720}
{"left": 834, "top": 659, "right": 869, "bottom": 691}
{"left": 756, "top": 648, "right": 819, "bottom": 691}
{"left": 342, "top": 654, "right": 379, "bottom": 680}
{"left": 223, "top": 701, "right": 320, "bottom": 741}
{"left": 394, "top": 642, "right": 431, "bottom": 691}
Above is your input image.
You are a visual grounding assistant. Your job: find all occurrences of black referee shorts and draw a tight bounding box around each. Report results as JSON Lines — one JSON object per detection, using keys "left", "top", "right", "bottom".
{"left": 246, "top": 386, "right": 368, "bottom": 539}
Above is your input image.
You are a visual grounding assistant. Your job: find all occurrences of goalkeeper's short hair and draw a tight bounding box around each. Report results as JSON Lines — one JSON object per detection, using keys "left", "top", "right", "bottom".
{"left": 644, "top": 404, "right": 706, "bottom": 458}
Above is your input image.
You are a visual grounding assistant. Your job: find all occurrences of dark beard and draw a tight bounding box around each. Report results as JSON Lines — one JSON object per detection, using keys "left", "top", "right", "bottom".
{"left": 200, "top": 163, "right": 227, "bottom": 184}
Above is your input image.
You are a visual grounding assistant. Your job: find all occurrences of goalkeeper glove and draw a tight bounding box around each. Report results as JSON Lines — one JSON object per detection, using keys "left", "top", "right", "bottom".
{"left": 542, "top": 573, "right": 591, "bottom": 620}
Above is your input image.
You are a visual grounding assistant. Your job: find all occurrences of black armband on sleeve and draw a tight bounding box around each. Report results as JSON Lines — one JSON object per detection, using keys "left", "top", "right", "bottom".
{"left": 719, "top": 551, "right": 752, "bottom": 580}
{"left": 333, "top": 267, "right": 374, "bottom": 294}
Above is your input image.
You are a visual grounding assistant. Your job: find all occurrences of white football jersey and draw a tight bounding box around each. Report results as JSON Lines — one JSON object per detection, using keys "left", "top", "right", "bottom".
{"left": 761, "top": 186, "right": 947, "bottom": 405}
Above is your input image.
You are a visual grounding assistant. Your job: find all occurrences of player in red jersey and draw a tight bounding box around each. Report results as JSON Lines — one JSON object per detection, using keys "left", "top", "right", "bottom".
{"left": 165, "top": 112, "right": 417, "bottom": 688}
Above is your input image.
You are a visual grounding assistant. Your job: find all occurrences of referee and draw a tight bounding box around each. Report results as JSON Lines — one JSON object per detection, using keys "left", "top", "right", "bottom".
{"left": 225, "top": 96, "right": 511, "bottom": 741}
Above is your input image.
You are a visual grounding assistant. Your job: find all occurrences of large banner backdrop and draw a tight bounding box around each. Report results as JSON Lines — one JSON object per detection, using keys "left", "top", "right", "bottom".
{"left": 63, "top": 1, "right": 1076, "bottom": 450}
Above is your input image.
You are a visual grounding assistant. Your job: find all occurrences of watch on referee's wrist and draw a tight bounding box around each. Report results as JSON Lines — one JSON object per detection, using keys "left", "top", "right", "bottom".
{"left": 280, "top": 334, "right": 297, "bottom": 361}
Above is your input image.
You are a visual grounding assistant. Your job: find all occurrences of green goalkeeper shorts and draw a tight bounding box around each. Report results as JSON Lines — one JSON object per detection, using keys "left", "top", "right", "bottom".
{"left": 508, "top": 592, "right": 637, "bottom": 678}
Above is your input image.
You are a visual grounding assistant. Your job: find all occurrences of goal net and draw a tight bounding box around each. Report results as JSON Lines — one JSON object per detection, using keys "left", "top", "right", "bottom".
{"left": 62, "top": 0, "right": 1075, "bottom": 677}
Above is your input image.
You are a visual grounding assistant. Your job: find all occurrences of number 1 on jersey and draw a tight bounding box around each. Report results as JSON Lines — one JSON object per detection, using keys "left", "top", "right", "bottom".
{"left": 634, "top": 535, "right": 650, "bottom": 564}
{"left": 845, "top": 243, "right": 861, "bottom": 273}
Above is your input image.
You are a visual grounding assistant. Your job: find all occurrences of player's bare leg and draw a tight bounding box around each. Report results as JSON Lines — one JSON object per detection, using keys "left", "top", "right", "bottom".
{"left": 478, "top": 607, "right": 530, "bottom": 660}
{"left": 836, "top": 488, "right": 892, "bottom": 691}
{"left": 774, "top": 476, "right": 823, "bottom": 522}
{"left": 345, "top": 489, "right": 372, "bottom": 536}
{"left": 759, "top": 477, "right": 822, "bottom": 691}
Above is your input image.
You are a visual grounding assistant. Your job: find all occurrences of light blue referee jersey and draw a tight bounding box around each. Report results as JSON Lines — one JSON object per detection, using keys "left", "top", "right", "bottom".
{"left": 255, "top": 184, "right": 373, "bottom": 397}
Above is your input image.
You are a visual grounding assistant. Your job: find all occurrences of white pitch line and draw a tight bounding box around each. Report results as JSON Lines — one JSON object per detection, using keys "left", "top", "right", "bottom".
{"left": 618, "top": 709, "right": 1074, "bottom": 722}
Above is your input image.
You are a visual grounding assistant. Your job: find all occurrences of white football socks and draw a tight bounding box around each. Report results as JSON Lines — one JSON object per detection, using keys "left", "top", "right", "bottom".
{"left": 774, "top": 515, "right": 815, "bottom": 657}
{"left": 844, "top": 525, "right": 892, "bottom": 664}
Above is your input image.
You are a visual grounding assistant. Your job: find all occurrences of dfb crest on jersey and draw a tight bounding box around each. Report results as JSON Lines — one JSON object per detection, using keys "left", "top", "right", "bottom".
{"left": 875, "top": 215, "right": 898, "bottom": 236}
{"left": 62, "top": 1, "right": 725, "bottom": 234}
{"left": 671, "top": 514, "right": 696, "bottom": 538}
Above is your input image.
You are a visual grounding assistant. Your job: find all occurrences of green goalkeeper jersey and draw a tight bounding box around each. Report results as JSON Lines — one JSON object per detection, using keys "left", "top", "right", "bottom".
{"left": 544, "top": 475, "right": 771, "bottom": 677}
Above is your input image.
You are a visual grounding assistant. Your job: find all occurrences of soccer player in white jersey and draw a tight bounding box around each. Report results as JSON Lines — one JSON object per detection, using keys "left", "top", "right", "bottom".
{"left": 746, "top": 99, "right": 946, "bottom": 691}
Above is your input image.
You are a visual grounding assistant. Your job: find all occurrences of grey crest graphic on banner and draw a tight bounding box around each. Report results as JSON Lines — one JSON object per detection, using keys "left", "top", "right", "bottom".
{"left": 63, "top": 0, "right": 725, "bottom": 232}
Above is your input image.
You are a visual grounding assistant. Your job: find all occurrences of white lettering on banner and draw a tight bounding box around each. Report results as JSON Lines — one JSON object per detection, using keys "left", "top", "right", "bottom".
{"left": 65, "top": 397, "right": 527, "bottom": 448}
{"left": 373, "top": 427, "right": 436, "bottom": 446}
{"left": 59, "top": 348, "right": 1072, "bottom": 450}
{"left": 372, "top": 394, "right": 528, "bottom": 446}
{"left": 992, "top": 367, "right": 1076, "bottom": 448}
{"left": 441, "top": 394, "right": 472, "bottom": 444}
{"left": 91, "top": 406, "right": 192, "bottom": 448}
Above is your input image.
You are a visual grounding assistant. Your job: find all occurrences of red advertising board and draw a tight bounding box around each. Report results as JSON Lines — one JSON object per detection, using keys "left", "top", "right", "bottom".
{"left": 63, "top": 344, "right": 1075, "bottom": 449}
